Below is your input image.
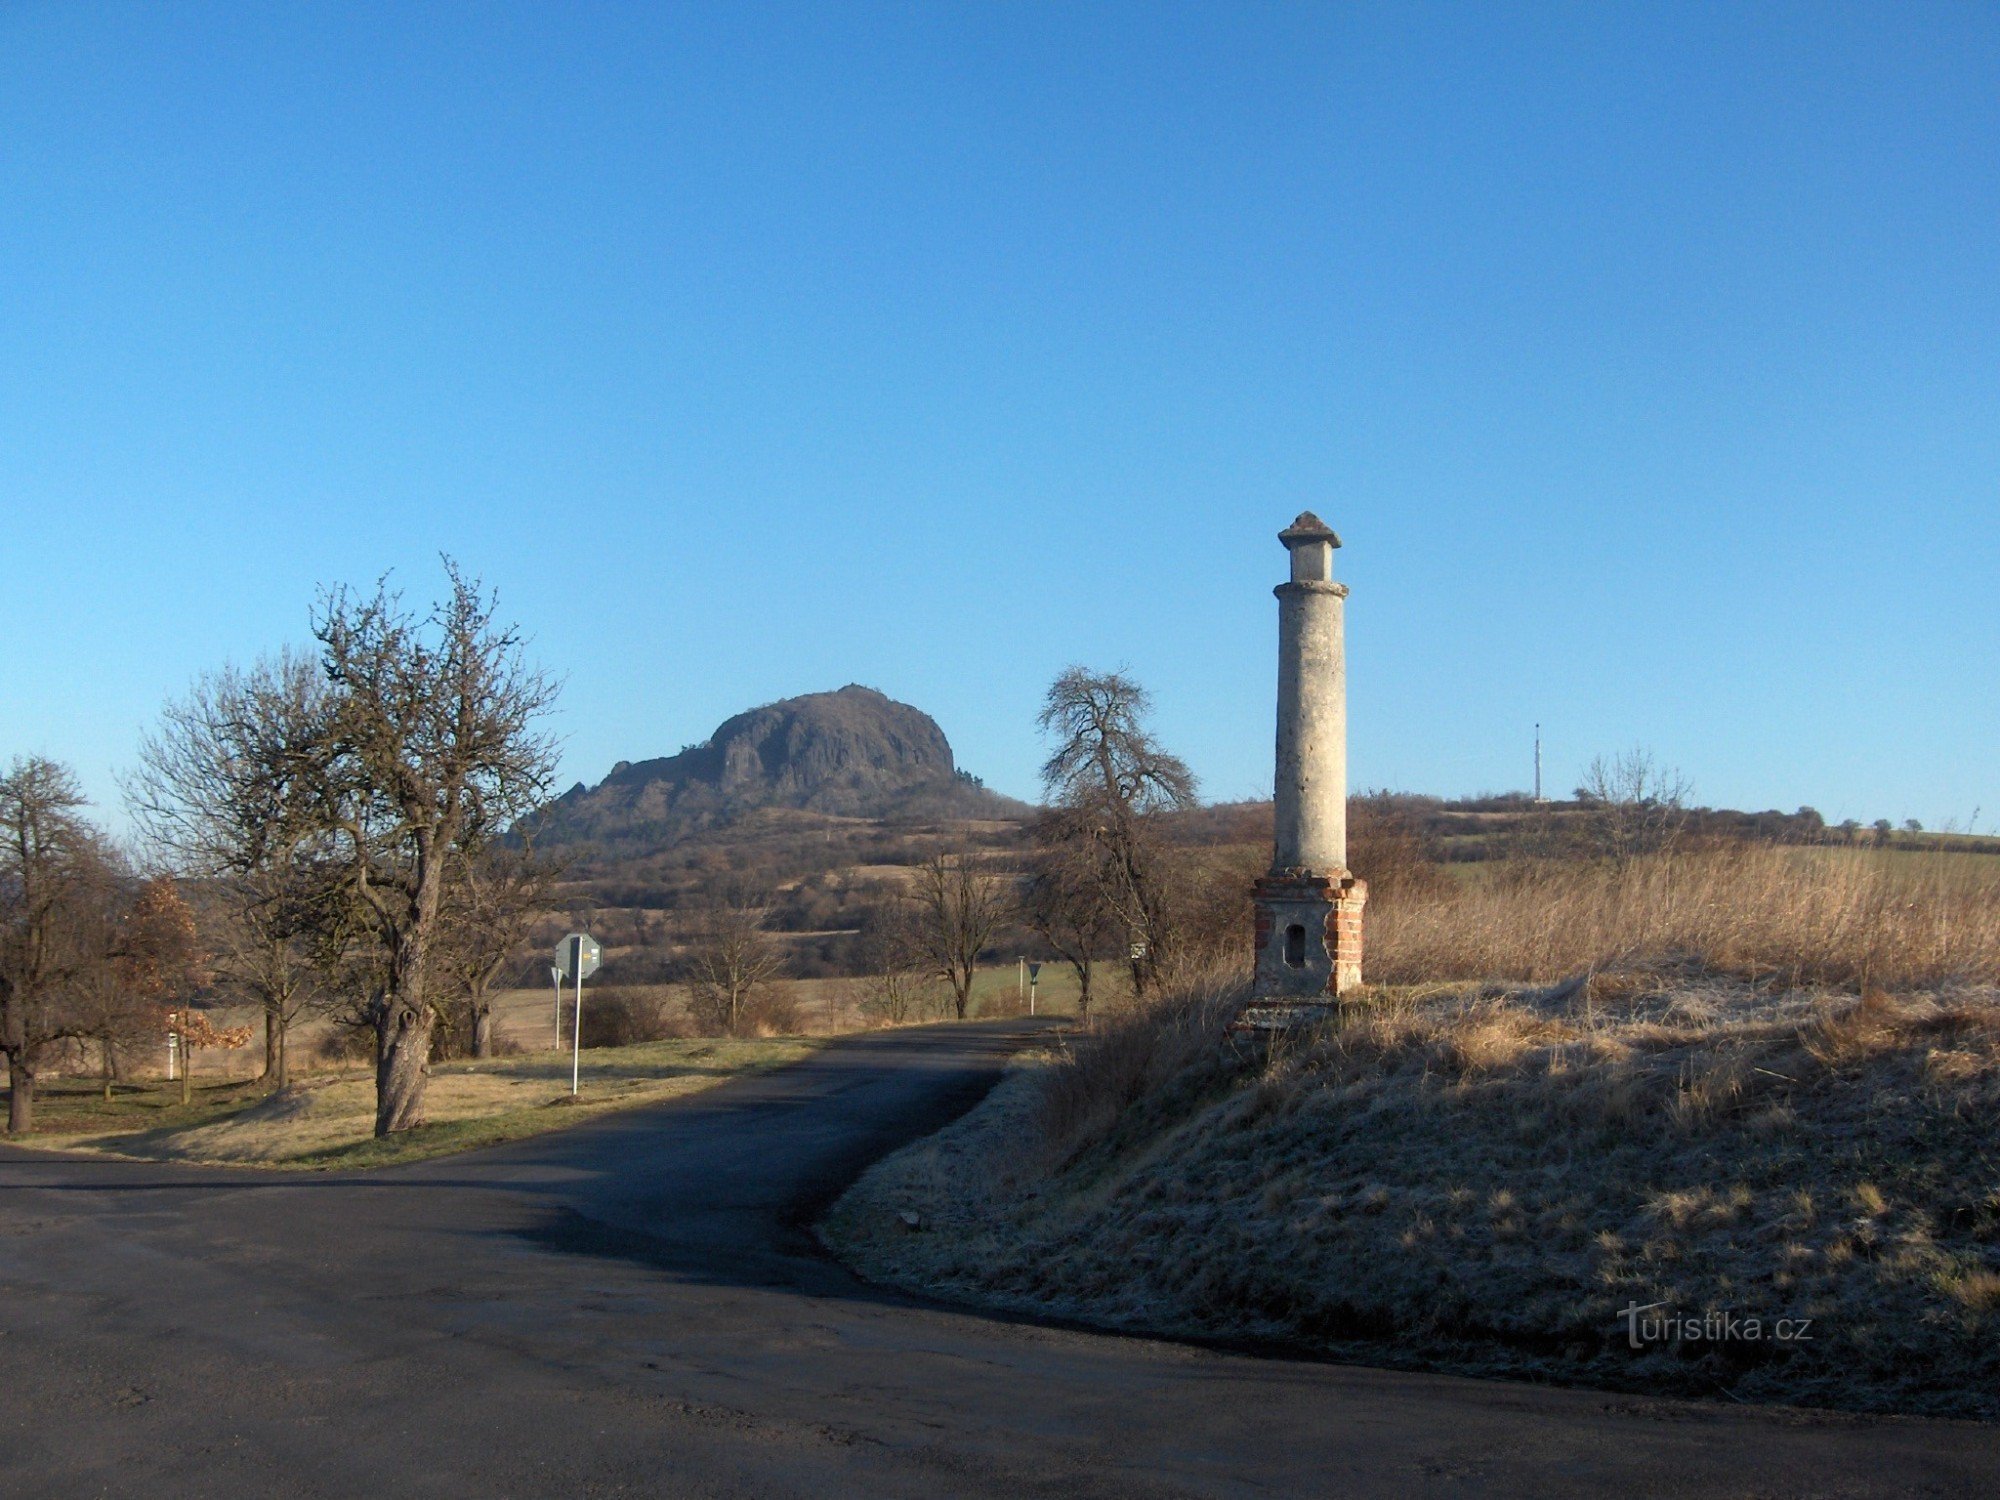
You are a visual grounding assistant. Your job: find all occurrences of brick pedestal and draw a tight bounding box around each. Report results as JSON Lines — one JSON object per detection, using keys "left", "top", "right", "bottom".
{"left": 1236, "top": 870, "right": 1367, "bottom": 1031}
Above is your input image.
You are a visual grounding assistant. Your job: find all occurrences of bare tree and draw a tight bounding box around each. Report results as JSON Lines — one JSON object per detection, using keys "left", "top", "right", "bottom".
{"left": 1036, "top": 667, "right": 1197, "bottom": 998}
{"left": 0, "top": 758, "right": 101, "bottom": 1133}
{"left": 431, "top": 840, "right": 560, "bottom": 1058}
{"left": 95, "top": 876, "right": 209, "bottom": 1101}
{"left": 855, "top": 905, "right": 938, "bottom": 1026}
{"left": 912, "top": 851, "right": 1005, "bottom": 1021}
{"left": 129, "top": 650, "right": 338, "bottom": 1089}
{"left": 1575, "top": 748, "right": 1692, "bottom": 866}
{"left": 315, "top": 564, "right": 560, "bottom": 1135}
{"left": 1020, "top": 829, "right": 1119, "bottom": 1019}
{"left": 681, "top": 891, "right": 784, "bottom": 1036}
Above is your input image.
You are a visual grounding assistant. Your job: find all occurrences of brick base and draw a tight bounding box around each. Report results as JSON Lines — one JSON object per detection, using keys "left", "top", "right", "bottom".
{"left": 1235, "top": 870, "right": 1366, "bottom": 1031}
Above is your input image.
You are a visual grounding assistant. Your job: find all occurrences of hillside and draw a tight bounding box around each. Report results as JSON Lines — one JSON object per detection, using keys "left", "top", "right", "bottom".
{"left": 536, "top": 685, "right": 1027, "bottom": 853}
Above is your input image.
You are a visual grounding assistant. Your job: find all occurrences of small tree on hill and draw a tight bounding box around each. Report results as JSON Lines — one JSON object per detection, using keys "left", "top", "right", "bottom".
{"left": 682, "top": 891, "right": 784, "bottom": 1036}
{"left": 913, "top": 851, "right": 1005, "bottom": 1021}
{"left": 1021, "top": 832, "right": 1119, "bottom": 1020}
{"left": 1036, "top": 668, "right": 1197, "bottom": 999}
{"left": 856, "top": 906, "right": 937, "bottom": 1026}
{"left": 1574, "top": 748, "right": 1691, "bottom": 866}
{"left": 434, "top": 840, "right": 561, "bottom": 1058}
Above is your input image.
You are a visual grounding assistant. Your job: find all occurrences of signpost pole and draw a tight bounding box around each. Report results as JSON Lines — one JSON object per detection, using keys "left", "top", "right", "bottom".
{"left": 571, "top": 968, "right": 583, "bottom": 1097}
{"left": 553, "top": 932, "right": 598, "bottom": 1097}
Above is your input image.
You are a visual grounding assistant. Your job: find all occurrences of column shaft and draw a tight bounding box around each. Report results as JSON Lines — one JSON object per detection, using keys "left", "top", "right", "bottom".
{"left": 1272, "top": 580, "right": 1346, "bottom": 872}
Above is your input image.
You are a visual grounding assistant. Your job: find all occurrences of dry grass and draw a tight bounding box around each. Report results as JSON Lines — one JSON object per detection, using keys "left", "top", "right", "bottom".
{"left": 1369, "top": 845, "right": 2000, "bottom": 991}
{"left": 827, "top": 958, "right": 2000, "bottom": 1417}
{"left": 23, "top": 1036, "right": 820, "bottom": 1170}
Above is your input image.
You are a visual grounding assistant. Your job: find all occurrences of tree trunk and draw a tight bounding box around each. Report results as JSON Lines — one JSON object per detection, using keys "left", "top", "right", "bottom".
{"left": 374, "top": 1001, "right": 434, "bottom": 1136}
{"left": 263, "top": 1003, "right": 278, "bottom": 1081}
{"left": 180, "top": 1050, "right": 192, "bottom": 1107}
{"left": 951, "top": 970, "right": 970, "bottom": 1020}
{"left": 1076, "top": 959, "right": 1093, "bottom": 1020}
{"left": 7, "top": 1053, "right": 35, "bottom": 1134}
{"left": 102, "top": 1038, "right": 115, "bottom": 1102}
{"left": 472, "top": 1003, "right": 493, "bottom": 1060}
{"left": 275, "top": 1012, "right": 290, "bottom": 1091}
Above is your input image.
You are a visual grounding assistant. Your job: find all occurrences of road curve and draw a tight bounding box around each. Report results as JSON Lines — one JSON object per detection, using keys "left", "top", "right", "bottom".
{"left": 1, "top": 1017, "right": 1993, "bottom": 1499}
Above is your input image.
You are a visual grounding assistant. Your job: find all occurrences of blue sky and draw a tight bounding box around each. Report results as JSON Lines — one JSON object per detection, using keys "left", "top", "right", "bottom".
{"left": 2, "top": 2, "right": 1995, "bottom": 830}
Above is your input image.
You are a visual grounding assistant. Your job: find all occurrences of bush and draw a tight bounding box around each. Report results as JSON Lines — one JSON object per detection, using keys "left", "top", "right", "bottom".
{"left": 742, "top": 988, "right": 802, "bottom": 1036}
{"left": 578, "top": 987, "right": 687, "bottom": 1048}
{"left": 314, "top": 1023, "right": 374, "bottom": 1067}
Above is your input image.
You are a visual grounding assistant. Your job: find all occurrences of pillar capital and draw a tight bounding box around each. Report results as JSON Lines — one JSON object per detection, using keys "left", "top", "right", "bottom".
{"left": 1279, "top": 511, "right": 1341, "bottom": 584}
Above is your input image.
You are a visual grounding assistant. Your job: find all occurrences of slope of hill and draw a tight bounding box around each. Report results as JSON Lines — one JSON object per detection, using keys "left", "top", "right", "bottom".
{"left": 537, "top": 685, "right": 1027, "bottom": 852}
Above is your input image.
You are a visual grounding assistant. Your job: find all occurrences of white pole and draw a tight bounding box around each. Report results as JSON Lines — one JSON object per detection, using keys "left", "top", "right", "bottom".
{"left": 552, "top": 965, "right": 563, "bottom": 1050}
{"left": 571, "top": 968, "right": 583, "bottom": 1097}
{"left": 1030, "top": 980, "right": 1037, "bottom": 1016}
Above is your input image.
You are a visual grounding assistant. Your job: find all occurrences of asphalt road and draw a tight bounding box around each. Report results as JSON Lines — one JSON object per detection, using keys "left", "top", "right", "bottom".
{"left": 1, "top": 1018, "right": 1994, "bottom": 1498}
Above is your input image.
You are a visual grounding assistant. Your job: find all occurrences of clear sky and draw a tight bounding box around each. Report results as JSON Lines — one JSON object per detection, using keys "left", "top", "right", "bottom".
{"left": 2, "top": 2, "right": 1995, "bottom": 832}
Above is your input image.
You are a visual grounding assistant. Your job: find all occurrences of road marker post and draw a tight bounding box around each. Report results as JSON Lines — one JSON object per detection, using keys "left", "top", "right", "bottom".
{"left": 552, "top": 933, "right": 601, "bottom": 1097}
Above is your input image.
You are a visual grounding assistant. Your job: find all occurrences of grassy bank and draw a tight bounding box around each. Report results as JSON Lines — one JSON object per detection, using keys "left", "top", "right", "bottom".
{"left": 16, "top": 1036, "right": 819, "bottom": 1170}
{"left": 824, "top": 961, "right": 2000, "bottom": 1417}
{"left": 1370, "top": 844, "right": 2000, "bottom": 990}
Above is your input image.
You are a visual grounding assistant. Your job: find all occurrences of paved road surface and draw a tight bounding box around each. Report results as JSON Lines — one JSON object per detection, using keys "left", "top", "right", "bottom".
{"left": 2, "top": 1018, "right": 1994, "bottom": 1498}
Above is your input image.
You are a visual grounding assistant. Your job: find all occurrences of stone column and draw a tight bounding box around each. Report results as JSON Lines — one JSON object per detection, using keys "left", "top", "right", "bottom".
{"left": 1241, "top": 512, "right": 1366, "bottom": 1028}
{"left": 1273, "top": 515, "right": 1347, "bottom": 873}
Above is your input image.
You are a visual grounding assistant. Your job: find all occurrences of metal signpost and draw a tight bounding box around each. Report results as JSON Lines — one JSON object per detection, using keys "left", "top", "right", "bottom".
{"left": 553, "top": 933, "right": 601, "bottom": 1097}
{"left": 1027, "top": 961, "right": 1042, "bottom": 1016}
{"left": 550, "top": 965, "right": 563, "bottom": 1049}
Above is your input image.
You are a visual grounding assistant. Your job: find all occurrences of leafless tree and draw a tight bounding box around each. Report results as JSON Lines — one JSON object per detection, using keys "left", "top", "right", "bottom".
{"left": 69, "top": 874, "right": 209, "bottom": 1102}
{"left": 912, "top": 851, "right": 1005, "bottom": 1021}
{"left": 1575, "top": 748, "right": 1692, "bottom": 866}
{"left": 1036, "top": 667, "right": 1197, "bottom": 998}
{"left": 315, "top": 564, "right": 560, "bottom": 1135}
{"left": 433, "top": 840, "right": 561, "bottom": 1058}
{"left": 1021, "top": 830, "right": 1119, "bottom": 1019}
{"left": 0, "top": 758, "right": 104, "bottom": 1133}
{"left": 681, "top": 890, "right": 784, "bottom": 1036}
{"left": 855, "top": 906, "right": 938, "bottom": 1026}
{"left": 129, "top": 650, "right": 339, "bottom": 1088}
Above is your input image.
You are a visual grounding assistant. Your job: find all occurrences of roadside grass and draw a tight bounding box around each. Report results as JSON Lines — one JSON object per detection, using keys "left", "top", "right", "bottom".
{"left": 18, "top": 1036, "right": 820, "bottom": 1170}
{"left": 1370, "top": 844, "right": 2000, "bottom": 990}
{"left": 825, "top": 844, "right": 2000, "bottom": 1418}
{"left": 827, "top": 972, "right": 2000, "bottom": 1416}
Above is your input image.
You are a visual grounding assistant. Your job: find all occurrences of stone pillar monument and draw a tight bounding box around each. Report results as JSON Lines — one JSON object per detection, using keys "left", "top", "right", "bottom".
{"left": 1241, "top": 512, "right": 1366, "bottom": 1028}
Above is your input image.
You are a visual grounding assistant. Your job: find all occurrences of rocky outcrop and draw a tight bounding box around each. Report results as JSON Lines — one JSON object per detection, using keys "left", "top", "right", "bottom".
{"left": 536, "top": 686, "right": 1015, "bottom": 848}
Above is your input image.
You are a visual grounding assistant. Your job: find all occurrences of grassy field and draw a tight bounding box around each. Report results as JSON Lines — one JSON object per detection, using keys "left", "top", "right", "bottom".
{"left": 827, "top": 973, "right": 2000, "bottom": 1417}
{"left": 825, "top": 842, "right": 2000, "bottom": 1418}
{"left": 11, "top": 959, "right": 1094, "bottom": 1169}
{"left": 20, "top": 1036, "right": 819, "bottom": 1170}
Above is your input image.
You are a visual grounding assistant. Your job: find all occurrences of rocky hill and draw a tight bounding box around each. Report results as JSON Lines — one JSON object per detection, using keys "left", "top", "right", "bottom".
{"left": 535, "top": 685, "right": 1026, "bottom": 851}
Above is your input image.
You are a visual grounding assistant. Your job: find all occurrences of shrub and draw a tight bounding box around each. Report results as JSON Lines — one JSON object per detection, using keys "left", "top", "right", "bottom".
{"left": 314, "top": 1022, "right": 374, "bottom": 1067}
{"left": 741, "top": 988, "right": 802, "bottom": 1036}
{"left": 578, "top": 986, "right": 686, "bottom": 1048}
